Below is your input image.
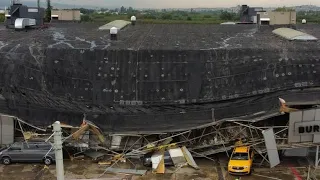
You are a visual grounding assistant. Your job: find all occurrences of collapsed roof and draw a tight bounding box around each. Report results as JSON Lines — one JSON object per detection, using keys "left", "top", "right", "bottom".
{"left": 0, "top": 23, "right": 319, "bottom": 133}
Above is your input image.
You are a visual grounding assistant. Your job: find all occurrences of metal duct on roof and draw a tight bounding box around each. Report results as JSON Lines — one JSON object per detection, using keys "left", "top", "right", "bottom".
{"left": 272, "top": 28, "right": 317, "bottom": 41}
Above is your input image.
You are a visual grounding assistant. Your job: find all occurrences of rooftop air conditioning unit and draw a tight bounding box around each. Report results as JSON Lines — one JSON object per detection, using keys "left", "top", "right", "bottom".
{"left": 14, "top": 18, "right": 36, "bottom": 29}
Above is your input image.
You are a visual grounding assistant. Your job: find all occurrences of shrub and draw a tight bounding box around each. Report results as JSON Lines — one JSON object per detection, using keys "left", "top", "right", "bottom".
{"left": 0, "top": 14, "right": 5, "bottom": 22}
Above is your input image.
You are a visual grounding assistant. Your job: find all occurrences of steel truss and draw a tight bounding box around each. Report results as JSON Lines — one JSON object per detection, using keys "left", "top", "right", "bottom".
{"left": 100, "top": 114, "right": 320, "bottom": 169}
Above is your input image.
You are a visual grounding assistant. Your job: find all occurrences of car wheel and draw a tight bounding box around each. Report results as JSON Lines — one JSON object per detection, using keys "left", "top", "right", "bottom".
{"left": 2, "top": 157, "right": 11, "bottom": 165}
{"left": 44, "top": 157, "right": 52, "bottom": 165}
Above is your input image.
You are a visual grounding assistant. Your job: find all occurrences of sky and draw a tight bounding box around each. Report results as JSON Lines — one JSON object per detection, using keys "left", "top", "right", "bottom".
{"left": 26, "top": 0, "right": 320, "bottom": 9}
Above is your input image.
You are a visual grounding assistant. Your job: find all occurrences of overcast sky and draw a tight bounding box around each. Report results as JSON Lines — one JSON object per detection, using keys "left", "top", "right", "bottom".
{"left": 34, "top": 0, "right": 320, "bottom": 8}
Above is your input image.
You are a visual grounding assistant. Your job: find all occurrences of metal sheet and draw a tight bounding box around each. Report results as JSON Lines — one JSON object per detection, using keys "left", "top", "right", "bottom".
{"left": 0, "top": 115, "right": 14, "bottom": 145}
{"left": 295, "top": 121, "right": 320, "bottom": 135}
{"left": 289, "top": 111, "right": 302, "bottom": 143}
{"left": 151, "top": 152, "right": 163, "bottom": 170}
{"left": 313, "top": 109, "right": 320, "bottom": 143}
{"left": 181, "top": 146, "right": 199, "bottom": 169}
{"left": 105, "top": 168, "right": 147, "bottom": 175}
{"left": 301, "top": 110, "right": 315, "bottom": 142}
{"left": 168, "top": 148, "right": 186, "bottom": 166}
{"left": 262, "top": 128, "right": 280, "bottom": 168}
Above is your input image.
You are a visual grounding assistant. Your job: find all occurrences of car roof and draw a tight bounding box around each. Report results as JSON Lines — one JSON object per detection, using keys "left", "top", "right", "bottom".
{"left": 234, "top": 146, "right": 249, "bottom": 153}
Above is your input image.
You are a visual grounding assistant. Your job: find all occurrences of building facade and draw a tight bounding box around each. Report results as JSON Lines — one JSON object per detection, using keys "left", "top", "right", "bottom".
{"left": 51, "top": 10, "right": 81, "bottom": 21}
{"left": 257, "top": 11, "right": 296, "bottom": 25}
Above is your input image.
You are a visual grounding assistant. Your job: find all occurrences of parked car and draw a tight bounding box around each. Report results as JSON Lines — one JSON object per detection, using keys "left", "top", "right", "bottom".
{"left": 0, "top": 141, "right": 55, "bottom": 165}
{"left": 142, "top": 151, "right": 174, "bottom": 167}
{"left": 228, "top": 146, "right": 254, "bottom": 175}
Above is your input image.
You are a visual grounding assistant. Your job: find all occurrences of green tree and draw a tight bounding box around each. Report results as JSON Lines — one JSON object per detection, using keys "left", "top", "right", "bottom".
{"left": 274, "top": 6, "right": 295, "bottom": 12}
{"left": 45, "top": 0, "right": 52, "bottom": 22}
{"left": 161, "top": 13, "right": 172, "bottom": 20}
{"left": 120, "top": 6, "right": 126, "bottom": 13}
{"left": 0, "top": 14, "right": 5, "bottom": 22}
{"left": 187, "top": 16, "right": 192, "bottom": 21}
{"left": 81, "top": 14, "right": 91, "bottom": 22}
{"left": 220, "top": 11, "right": 236, "bottom": 20}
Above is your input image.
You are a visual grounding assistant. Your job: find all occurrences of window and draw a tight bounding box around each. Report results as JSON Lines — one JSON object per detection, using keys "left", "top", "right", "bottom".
{"left": 231, "top": 152, "right": 249, "bottom": 160}
{"left": 9, "top": 147, "right": 21, "bottom": 151}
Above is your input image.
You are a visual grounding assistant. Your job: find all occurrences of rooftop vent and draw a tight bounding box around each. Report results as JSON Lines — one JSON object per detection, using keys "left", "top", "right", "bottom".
{"left": 131, "top": 16, "right": 136, "bottom": 25}
{"left": 110, "top": 27, "right": 118, "bottom": 40}
{"left": 272, "top": 28, "right": 317, "bottom": 41}
{"left": 15, "top": 18, "right": 36, "bottom": 30}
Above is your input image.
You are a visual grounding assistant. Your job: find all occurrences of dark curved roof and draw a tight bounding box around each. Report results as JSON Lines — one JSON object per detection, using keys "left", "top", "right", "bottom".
{"left": 1, "top": 23, "right": 320, "bottom": 51}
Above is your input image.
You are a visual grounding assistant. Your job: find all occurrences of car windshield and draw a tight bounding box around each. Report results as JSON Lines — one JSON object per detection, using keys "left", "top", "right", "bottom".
{"left": 231, "top": 152, "right": 249, "bottom": 160}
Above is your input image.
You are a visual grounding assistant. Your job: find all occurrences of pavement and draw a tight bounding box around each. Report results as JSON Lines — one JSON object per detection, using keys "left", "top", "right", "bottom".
{"left": 0, "top": 158, "right": 313, "bottom": 180}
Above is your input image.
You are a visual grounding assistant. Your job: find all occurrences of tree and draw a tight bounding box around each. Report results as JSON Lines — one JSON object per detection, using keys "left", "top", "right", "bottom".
{"left": 81, "top": 14, "right": 91, "bottom": 22}
{"left": 220, "top": 11, "right": 236, "bottom": 21}
{"left": 0, "top": 13, "right": 5, "bottom": 22}
{"left": 274, "top": 6, "right": 295, "bottom": 12}
{"left": 45, "top": 0, "right": 52, "bottom": 22}
{"left": 128, "top": 7, "right": 133, "bottom": 13}
{"left": 161, "top": 13, "right": 172, "bottom": 20}
{"left": 187, "top": 16, "right": 192, "bottom": 21}
{"left": 120, "top": 6, "right": 126, "bottom": 13}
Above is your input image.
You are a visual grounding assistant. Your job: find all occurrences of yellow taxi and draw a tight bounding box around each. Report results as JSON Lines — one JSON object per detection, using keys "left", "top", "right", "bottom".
{"left": 228, "top": 146, "right": 254, "bottom": 175}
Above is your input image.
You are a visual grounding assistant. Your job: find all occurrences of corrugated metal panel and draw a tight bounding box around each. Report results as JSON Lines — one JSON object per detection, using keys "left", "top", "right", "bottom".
{"left": 181, "top": 146, "right": 199, "bottom": 169}
{"left": 168, "top": 148, "right": 186, "bottom": 166}
{"left": 313, "top": 109, "right": 320, "bottom": 143}
{"left": 301, "top": 110, "right": 315, "bottom": 142}
{"left": 289, "top": 111, "right": 302, "bottom": 143}
{"left": 272, "top": 28, "right": 318, "bottom": 41}
{"left": 262, "top": 128, "right": 280, "bottom": 168}
{"left": 151, "top": 152, "right": 163, "bottom": 170}
{"left": 99, "top": 20, "right": 131, "bottom": 30}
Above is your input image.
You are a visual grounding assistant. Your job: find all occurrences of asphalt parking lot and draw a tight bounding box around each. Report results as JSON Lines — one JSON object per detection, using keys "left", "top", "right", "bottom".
{"left": 0, "top": 158, "right": 313, "bottom": 180}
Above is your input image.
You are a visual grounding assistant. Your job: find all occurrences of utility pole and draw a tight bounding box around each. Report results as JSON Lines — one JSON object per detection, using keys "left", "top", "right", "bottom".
{"left": 53, "top": 121, "right": 65, "bottom": 180}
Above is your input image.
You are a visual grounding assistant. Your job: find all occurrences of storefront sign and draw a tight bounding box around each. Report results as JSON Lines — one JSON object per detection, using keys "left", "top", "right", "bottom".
{"left": 295, "top": 121, "right": 320, "bottom": 135}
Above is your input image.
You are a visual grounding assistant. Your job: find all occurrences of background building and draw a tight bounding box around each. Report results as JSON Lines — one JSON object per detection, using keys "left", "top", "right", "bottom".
{"left": 258, "top": 11, "right": 296, "bottom": 25}
{"left": 51, "top": 10, "right": 81, "bottom": 21}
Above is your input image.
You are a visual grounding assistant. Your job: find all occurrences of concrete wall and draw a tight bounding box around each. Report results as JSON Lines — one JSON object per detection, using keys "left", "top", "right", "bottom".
{"left": 284, "top": 148, "right": 309, "bottom": 157}
{"left": 258, "top": 11, "right": 296, "bottom": 25}
{"left": 0, "top": 115, "right": 14, "bottom": 145}
{"left": 51, "top": 10, "right": 81, "bottom": 21}
{"left": 272, "top": 11, "right": 296, "bottom": 25}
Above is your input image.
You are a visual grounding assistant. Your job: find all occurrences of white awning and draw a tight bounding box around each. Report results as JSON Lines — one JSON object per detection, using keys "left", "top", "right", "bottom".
{"left": 51, "top": 15, "right": 59, "bottom": 17}
{"left": 260, "top": 18, "right": 270, "bottom": 21}
{"left": 5, "top": 14, "right": 11, "bottom": 17}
